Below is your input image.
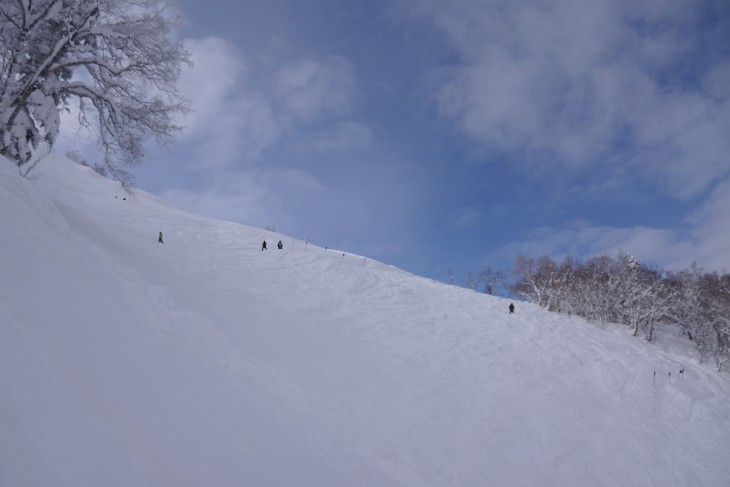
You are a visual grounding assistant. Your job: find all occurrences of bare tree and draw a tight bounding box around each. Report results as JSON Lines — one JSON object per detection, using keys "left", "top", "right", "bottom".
{"left": 714, "top": 273, "right": 730, "bottom": 372}
{"left": 464, "top": 271, "right": 477, "bottom": 291}
{"left": 478, "top": 266, "right": 506, "bottom": 296}
{"left": 0, "top": 0, "right": 190, "bottom": 188}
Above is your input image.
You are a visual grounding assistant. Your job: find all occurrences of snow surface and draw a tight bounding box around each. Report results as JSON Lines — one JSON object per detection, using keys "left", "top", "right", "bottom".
{"left": 1, "top": 154, "right": 729, "bottom": 487}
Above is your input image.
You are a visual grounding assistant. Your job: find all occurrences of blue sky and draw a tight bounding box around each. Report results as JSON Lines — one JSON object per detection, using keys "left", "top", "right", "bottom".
{"left": 59, "top": 0, "right": 730, "bottom": 285}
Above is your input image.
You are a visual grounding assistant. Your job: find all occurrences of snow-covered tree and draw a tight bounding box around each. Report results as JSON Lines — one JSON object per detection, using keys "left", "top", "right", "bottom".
{"left": 0, "top": 0, "right": 189, "bottom": 187}
{"left": 612, "top": 253, "right": 645, "bottom": 337}
{"left": 700, "top": 272, "right": 730, "bottom": 372}
{"left": 510, "top": 255, "right": 577, "bottom": 313}
{"left": 666, "top": 265, "right": 705, "bottom": 342}
{"left": 506, "top": 251, "right": 728, "bottom": 365}
{"left": 665, "top": 265, "right": 719, "bottom": 365}
{"left": 510, "top": 255, "right": 543, "bottom": 305}
{"left": 574, "top": 255, "right": 619, "bottom": 326}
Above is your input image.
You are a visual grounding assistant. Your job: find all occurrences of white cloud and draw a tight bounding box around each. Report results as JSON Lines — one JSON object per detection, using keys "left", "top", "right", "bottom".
{"left": 626, "top": 89, "right": 730, "bottom": 200}
{"left": 55, "top": 38, "right": 279, "bottom": 173}
{"left": 395, "top": 0, "right": 730, "bottom": 273}
{"left": 55, "top": 98, "right": 99, "bottom": 160}
{"left": 174, "top": 40, "right": 368, "bottom": 169}
{"left": 702, "top": 61, "right": 730, "bottom": 100}
{"left": 145, "top": 37, "right": 378, "bottom": 246}
{"left": 259, "top": 167, "right": 323, "bottom": 193}
{"left": 490, "top": 173, "right": 730, "bottom": 272}
{"left": 449, "top": 207, "right": 482, "bottom": 229}
{"left": 161, "top": 173, "right": 282, "bottom": 228}
{"left": 490, "top": 223, "right": 687, "bottom": 270}
{"left": 178, "top": 38, "right": 246, "bottom": 134}
{"left": 686, "top": 177, "right": 730, "bottom": 272}
{"left": 306, "top": 122, "right": 372, "bottom": 154}
{"left": 161, "top": 179, "right": 269, "bottom": 224}
{"left": 60, "top": 33, "right": 369, "bottom": 178}
{"left": 274, "top": 56, "right": 360, "bottom": 124}
{"left": 178, "top": 38, "right": 281, "bottom": 168}
{"left": 404, "top": 0, "right": 730, "bottom": 199}
{"left": 160, "top": 167, "right": 323, "bottom": 232}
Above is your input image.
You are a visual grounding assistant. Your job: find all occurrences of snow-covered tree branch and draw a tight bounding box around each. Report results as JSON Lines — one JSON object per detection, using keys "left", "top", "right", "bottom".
{"left": 0, "top": 0, "right": 190, "bottom": 188}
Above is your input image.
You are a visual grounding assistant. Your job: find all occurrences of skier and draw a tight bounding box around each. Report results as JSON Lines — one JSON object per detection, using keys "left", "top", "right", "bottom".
{"left": 158, "top": 231, "right": 164, "bottom": 244}
{"left": 261, "top": 240, "right": 267, "bottom": 251}
{"left": 277, "top": 240, "right": 283, "bottom": 249}
{"left": 509, "top": 303, "right": 515, "bottom": 314}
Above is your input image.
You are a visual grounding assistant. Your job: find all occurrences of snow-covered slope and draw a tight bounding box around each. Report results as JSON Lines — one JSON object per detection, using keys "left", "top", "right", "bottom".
{"left": 1, "top": 155, "right": 729, "bottom": 487}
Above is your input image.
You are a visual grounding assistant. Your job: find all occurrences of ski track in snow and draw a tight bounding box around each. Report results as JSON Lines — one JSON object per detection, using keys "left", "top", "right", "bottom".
{"left": 1, "top": 155, "right": 729, "bottom": 487}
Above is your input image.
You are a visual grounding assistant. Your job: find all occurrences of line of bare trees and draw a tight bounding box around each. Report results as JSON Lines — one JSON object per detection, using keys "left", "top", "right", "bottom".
{"left": 477, "top": 253, "right": 730, "bottom": 372}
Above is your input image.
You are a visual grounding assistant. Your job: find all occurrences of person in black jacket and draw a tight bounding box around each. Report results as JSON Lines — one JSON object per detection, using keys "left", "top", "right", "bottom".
{"left": 509, "top": 303, "right": 515, "bottom": 314}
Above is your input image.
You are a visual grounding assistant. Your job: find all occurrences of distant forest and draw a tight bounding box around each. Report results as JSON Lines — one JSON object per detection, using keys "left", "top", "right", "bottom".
{"left": 470, "top": 254, "right": 729, "bottom": 372}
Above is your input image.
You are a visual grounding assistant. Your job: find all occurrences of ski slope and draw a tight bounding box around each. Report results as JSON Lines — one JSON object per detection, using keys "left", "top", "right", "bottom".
{"left": 1, "top": 155, "right": 729, "bottom": 486}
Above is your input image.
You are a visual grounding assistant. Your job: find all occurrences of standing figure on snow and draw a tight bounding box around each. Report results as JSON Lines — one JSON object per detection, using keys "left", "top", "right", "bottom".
{"left": 158, "top": 231, "right": 164, "bottom": 244}
{"left": 509, "top": 303, "right": 515, "bottom": 314}
{"left": 261, "top": 240, "right": 267, "bottom": 251}
{"left": 277, "top": 240, "right": 283, "bottom": 249}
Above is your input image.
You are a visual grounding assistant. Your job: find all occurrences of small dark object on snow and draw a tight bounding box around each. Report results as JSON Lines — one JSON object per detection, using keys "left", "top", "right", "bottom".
{"left": 262, "top": 240, "right": 267, "bottom": 251}
{"left": 277, "top": 240, "right": 283, "bottom": 249}
{"left": 509, "top": 303, "right": 515, "bottom": 314}
{"left": 158, "top": 231, "right": 164, "bottom": 244}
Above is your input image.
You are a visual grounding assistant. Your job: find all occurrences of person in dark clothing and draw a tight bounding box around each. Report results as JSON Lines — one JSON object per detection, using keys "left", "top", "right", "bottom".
{"left": 261, "top": 240, "right": 267, "bottom": 251}
{"left": 158, "top": 231, "right": 164, "bottom": 244}
{"left": 277, "top": 240, "right": 283, "bottom": 249}
{"left": 509, "top": 303, "right": 515, "bottom": 314}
